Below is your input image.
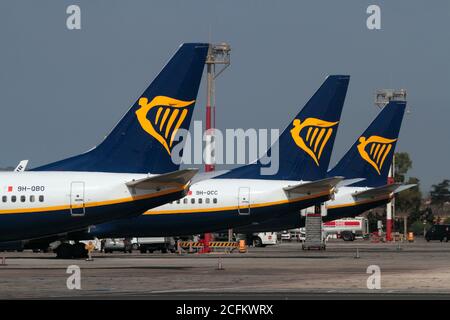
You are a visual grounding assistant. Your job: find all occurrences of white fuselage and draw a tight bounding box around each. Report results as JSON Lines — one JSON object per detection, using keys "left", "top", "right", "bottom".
{"left": 214, "top": 184, "right": 394, "bottom": 234}
{"left": 85, "top": 178, "right": 333, "bottom": 238}
{"left": 145, "top": 179, "right": 328, "bottom": 215}
{"left": 0, "top": 171, "right": 186, "bottom": 242}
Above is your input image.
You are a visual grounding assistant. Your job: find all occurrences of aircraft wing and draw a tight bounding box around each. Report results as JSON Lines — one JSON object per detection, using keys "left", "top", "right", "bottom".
{"left": 283, "top": 176, "right": 344, "bottom": 195}
{"left": 14, "top": 160, "right": 29, "bottom": 172}
{"left": 126, "top": 168, "right": 198, "bottom": 190}
{"left": 352, "top": 183, "right": 416, "bottom": 200}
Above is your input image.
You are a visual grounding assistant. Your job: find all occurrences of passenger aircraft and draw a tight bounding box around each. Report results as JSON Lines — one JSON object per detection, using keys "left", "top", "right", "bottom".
{"left": 66, "top": 75, "right": 351, "bottom": 240}
{"left": 0, "top": 43, "right": 208, "bottom": 244}
{"left": 234, "top": 100, "right": 416, "bottom": 233}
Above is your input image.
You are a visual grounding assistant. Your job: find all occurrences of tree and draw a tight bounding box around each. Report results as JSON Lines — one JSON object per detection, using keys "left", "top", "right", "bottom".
{"left": 396, "top": 177, "right": 422, "bottom": 214}
{"left": 394, "top": 152, "right": 412, "bottom": 183}
{"left": 366, "top": 210, "right": 385, "bottom": 233}
{"left": 410, "top": 220, "right": 432, "bottom": 236}
{"left": 430, "top": 179, "right": 450, "bottom": 207}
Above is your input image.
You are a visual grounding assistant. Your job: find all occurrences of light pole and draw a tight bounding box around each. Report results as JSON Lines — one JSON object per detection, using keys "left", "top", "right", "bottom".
{"left": 374, "top": 89, "right": 407, "bottom": 241}
{"left": 202, "top": 43, "right": 231, "bottom": 251}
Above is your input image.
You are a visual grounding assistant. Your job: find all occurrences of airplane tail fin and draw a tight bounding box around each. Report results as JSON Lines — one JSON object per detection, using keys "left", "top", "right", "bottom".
{"left": 328, "top": 100, "right": 407, "bottom": 187}
{"left": 33, "top": 43, "right": 209, "bottom": 174}
{"left": 219, "top": 75, "right": 349, "bottom": 181}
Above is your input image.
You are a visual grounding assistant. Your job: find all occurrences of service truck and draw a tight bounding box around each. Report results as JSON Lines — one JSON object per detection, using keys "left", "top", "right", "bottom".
{"left": 323, "top": 217, "right": 369, "bottom": 241}
{"left": 241, "top": 232, "right": 277, "bottom": 247}
{"left": 135, "top": 237, "right": 175, "bottom": 253}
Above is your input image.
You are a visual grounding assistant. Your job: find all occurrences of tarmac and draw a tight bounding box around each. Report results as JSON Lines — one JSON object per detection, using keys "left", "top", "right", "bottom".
{"left": 1, "top": 238, "right": 450, "bottom": 299}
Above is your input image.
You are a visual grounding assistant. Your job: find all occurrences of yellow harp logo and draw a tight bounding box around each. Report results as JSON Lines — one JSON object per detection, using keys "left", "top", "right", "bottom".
{"left": 135, "top": 96, "right": 195, "bottom": 155}
{"left": 290, "top": 118, "right": 339, "bottom": 166}
{"left": 357, "top": 135, "right": 397, "bottom": 175}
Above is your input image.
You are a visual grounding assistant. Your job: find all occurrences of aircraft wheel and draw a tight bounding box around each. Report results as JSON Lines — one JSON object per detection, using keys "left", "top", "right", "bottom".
{"left": 55, "top": 243, "right": 74, "bottom": 259}
{"left": 72, "top": 243, "right": 88, "bottom": 258}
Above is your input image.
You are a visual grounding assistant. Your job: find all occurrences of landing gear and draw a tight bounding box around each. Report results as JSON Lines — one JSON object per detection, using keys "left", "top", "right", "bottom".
{"left": 54, "top": 242, "right": 88, "bottom": 259}
{"left": 72, "top": 243, "right": 88, "bottom": 258}
{"left": 55, "top": 243, "right": 72, "bottom": 259}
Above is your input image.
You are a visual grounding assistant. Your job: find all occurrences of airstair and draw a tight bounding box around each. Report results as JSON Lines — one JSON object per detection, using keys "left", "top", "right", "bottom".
{"left": 302, "top": 204, "right": 326, "bottom": 250}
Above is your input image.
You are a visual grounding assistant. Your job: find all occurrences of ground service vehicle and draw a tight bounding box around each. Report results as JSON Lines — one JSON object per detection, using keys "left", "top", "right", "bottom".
{"left": 425, "top": 225, "right": 450, "bottom": 242}
{"left": 103, "top": 239, "right": 133, "bottom": 253}
{"left": 136, "top": 237, "right": 175, "bottom": 253}
{"left": 242, "top": 232, "right": 277, "bottom": 247}
{"left": 323, "top": 217, "right": 369, "bottom": 241}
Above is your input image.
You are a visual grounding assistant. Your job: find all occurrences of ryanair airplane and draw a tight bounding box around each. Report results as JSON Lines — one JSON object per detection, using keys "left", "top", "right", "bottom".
{"left": 234, "top": 100, "right": 416, "bottom": 233}
{"left": 65, "top": 75, "right": 351, "bottom": 241}
{"left": 0, "top": 43, "right": 208, "bottom": 247}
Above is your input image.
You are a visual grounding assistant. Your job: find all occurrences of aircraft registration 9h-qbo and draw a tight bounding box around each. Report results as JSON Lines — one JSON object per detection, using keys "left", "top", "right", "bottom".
{"left": 0, "top": 43, "right": 209, "bottom": 254}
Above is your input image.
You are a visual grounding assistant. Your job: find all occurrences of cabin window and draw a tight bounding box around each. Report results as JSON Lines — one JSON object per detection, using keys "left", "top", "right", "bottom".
{"left": 39, "top": 195, "right": 44, "bottom": 202}
{"left": 198, "top": 198, "right": 203, "bottom": 204}
{"left": 183, "top": 198, "right": 188, "bottom": 204}
{"left": 191, "top": 198, "right": 195, "bottom": 204}
{"left": 2, "top": 196, "right": 6, "bottom": 203}
{"left": 205, "top": 198, "right": 210, "bottom": 204}
{"left": 213, "top": 198, "right": 217, "bottom": 204}
{"left": 30, "top": 195, "right": 35, "bottom": 202}
{"left": 176, "top": 199, "right": 180, "bottom": 204}
{"left": 20, "top": 195, "right": 26, "bottom": 202}
{"left": 11, "top": 196, "right": 16, "bottom": 203}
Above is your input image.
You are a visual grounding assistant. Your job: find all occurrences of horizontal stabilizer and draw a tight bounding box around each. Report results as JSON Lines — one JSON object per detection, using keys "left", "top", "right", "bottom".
{"left": 393, "top": 184, "right": 417, "bottom": 194}
{"left": 126, "top": 168, "right": 198, "bottom": 190}
{"left": 352, "top": 183, "right": 415, "bottom": 200}
{"left": 283, "top": 176, "right": 344, "bottom": 195}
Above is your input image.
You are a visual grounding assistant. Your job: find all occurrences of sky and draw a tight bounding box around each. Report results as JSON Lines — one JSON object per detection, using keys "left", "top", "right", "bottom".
{"left": 0, "top": 0, "right": 449, "bottom": 193}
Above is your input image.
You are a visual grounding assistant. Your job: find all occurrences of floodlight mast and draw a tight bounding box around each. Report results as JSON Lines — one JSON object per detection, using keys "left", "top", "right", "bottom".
{"left": 374, "top": 89, "right": 407, "bottom": 242}
{"left": 203, "top": 43, "right": 231, "bottom": 251}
